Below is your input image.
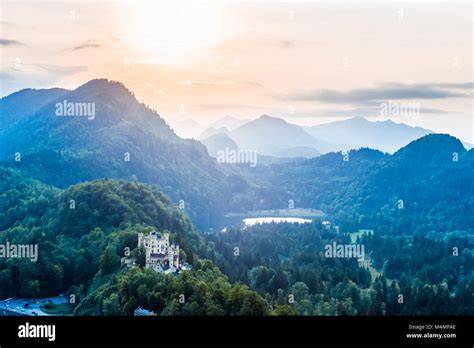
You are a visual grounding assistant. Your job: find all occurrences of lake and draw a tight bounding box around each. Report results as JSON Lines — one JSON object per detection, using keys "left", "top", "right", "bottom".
{"left": 214, "top": 207, "right": 324, "bottom": 231}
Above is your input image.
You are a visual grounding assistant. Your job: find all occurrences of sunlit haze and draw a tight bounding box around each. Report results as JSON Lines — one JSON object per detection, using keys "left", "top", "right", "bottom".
{"left": 1, "top": 1, "right": 472, "bottom": 142}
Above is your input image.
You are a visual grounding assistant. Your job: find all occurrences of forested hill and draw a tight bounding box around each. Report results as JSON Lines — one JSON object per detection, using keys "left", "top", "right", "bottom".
{"left": 0, "top": 87, "right": 69, "bottom": 131}
{"left": 0, "top": 167, "right": 194, "bottom": 297}
{"left": 0, "top": 79, "right": 275, "bottom": 228}
{"left": 251, "top": 134, "right": 473, "bottom": 234}
{"left": 0, "top": 167, "right": 270, "bottom": 315}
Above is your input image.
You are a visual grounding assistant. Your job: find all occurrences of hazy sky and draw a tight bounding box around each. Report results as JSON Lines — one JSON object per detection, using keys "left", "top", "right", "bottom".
{"left": 1, "top": 1, "right": 472, "bottom": 142}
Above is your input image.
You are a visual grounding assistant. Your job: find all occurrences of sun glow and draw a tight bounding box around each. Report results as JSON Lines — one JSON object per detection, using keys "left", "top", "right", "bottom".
{"left": 125, "top": 3, "right": 225, "bottom": 65}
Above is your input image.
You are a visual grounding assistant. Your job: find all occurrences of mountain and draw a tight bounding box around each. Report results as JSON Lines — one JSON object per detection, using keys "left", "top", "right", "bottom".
{"left": 0, "top": 171, "right": 271, "bottom": 315}
{"left": 0, "top": 87, "right": 68, "bottom": 132}
{"left": 228, "top": 115, "right": 330, "bottom": 158}
{"left": 198, "top": 126, "right": 230, "bottom": 140}
{"left": 304, "top": 116, "right": 432, "bottom": 153}
{"left": 201, "top": 133, "right": 239, "bottom": 158}
{"left": 209, "top": 116, "right": 250, "bottom": 131}
{"left": 252, "top": 133, "right": 473, "bottom": 233}
{"left": 0, "top": 79, "right": 270, "bottom": 227}
{"left": 201, "top": 116, "right": 349, "bottom": 158}
{"left": 168, "top": 118, "right": 206, "bottom": 139}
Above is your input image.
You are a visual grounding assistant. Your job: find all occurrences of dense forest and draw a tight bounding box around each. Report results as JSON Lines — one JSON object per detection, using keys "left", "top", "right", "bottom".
{"left": 202, "top": 222, "right": 474, "bottom": 315}
{"left": 1, "top": 164, "right": 472, "bottom": 315}
{"left": 1, "top": 80, "right": 472, "bottom": 316}
{"left": 251, "top": 134, "right": 474, "bottom": 235}
{"left": 0, "top": 169, "right": 269, "bottom": 315}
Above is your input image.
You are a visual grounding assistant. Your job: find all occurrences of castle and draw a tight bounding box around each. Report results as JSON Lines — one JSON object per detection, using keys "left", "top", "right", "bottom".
{"left": 138, "top": 231, "right": 180, "bottom": 273}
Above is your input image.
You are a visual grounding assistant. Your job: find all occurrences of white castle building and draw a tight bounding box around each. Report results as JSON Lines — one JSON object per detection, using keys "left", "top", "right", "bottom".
{"left": 138, "top": 231, "right": 180, "bottom": 273}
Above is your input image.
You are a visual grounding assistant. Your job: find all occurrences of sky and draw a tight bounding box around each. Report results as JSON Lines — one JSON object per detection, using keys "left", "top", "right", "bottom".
{"left": 0, "top": 0, "right": 473, "bottom": 142}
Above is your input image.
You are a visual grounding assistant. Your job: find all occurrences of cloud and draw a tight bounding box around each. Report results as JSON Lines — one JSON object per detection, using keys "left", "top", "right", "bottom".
{"left": 418, "top": 107, "right": 452, "bottom": 114}
{"left": 0, "top": 39, "right": 25, "bottom": 46}
{"left": 73, "top": 43, "right": 101, "bottom": 50}
{"left": 290, "top": 82, "right": 470, "bottom": 105}
{"left": 409, "top": 82, "right": 474, "bottom": 90}
{"left": 68, "top": 39, "right": 101, "bottom": 51}
{"left": 37, "top": 64, "right": 88, "bottom": 76}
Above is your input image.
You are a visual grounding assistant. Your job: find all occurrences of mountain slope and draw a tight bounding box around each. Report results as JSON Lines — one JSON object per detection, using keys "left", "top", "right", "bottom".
{"left": 169, "top": 118, "right": 206, "bottom": 139}
{"left": 304, "top": 116, "right": 432, "bottom": 153}
{"left": 251, "top": 133, "right": 473, "bottom": 233}
{"left": 229, "top": 115, "right": 327, "bottom": 157}
{"left": 0, "top": 87, "right": 69, "bottom": 133}
{"left": 0, "top": 172, "right": 271, "bottom": 315}
{"left": 198, "top": 126, "right": 230, "bottom": 140}
{"left": 0, "top": 79, "right": 266, "bottom": 227}
{"left": 357, "top": 134, "right": 473, "bottom": 231}
{"left": 0, "top": 172, "right": 196, "bottom": 297}
{"left": 201, "top": 132, "right": 239, "bottom": 158}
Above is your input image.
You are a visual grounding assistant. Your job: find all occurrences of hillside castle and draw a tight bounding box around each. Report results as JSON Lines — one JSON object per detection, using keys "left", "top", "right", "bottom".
{"left": 138, "top": 231, "right": 180, "bottom": 273}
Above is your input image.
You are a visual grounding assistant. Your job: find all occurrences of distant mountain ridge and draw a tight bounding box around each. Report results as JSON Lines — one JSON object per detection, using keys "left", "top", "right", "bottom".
{"left": 198, "top": 115, "right": 438, "bottom": 158}
{"left": 303, "top": 116, "right": 432, "bottom": 153}
{"left": 202, "top": 115, "right": 340, "bottom": 158}
{"left": 210, "top": 116, "right": 250, "bottom": 131}
{"left": 169, "top": 118, "right": 205, "bottom": 139}
{"left": 198, "top": 126, "right": 230, "bottom": 140}
{"left": 230, "top": 115, "right": 321, "bottom": 157}
{"left": 201, "top": 132, "right": 239, "bottom": 157}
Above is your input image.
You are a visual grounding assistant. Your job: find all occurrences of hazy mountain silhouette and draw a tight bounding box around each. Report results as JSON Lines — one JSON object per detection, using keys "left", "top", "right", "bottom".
{"left": 169, "top": 118, "right": 205, "bottom": 139}
{"left": 201, "top": 133, "right": 239, "bottom": 157}
{"left": 304, "top": 116, "right": 432, "bottom": 153}
{"left": 228, "top": 115, "right": 333, "bottom": 157}
{"left": 198, "top": 126, "right": 230, "bottom": 140}
{"left": 209, "top": 116, "right": 250, "bottom": 131}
